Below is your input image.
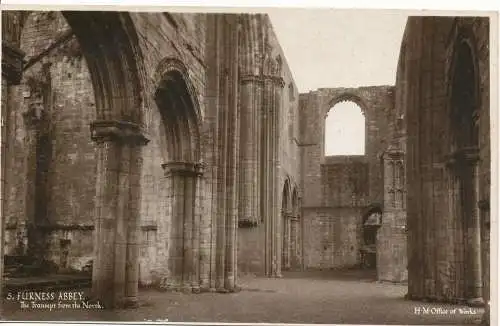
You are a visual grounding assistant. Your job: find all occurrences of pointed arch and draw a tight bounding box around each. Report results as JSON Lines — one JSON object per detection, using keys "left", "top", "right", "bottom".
{"left": 62, "top": 11, "right": 147, "bottom": 123}
{"left": 3, "top": 10, "right": 149, "bottom": 308}
{"left": 448, "top": 29, "right": 480, "bottom": 151}
{"left": 282, "top": 176, "right": 292, "bottom": 212}
{"left": 324, "top": 97, "right": 366, "bottom": 156}
{"left": 154, "top": 57, "right": 202, "bottom": 163}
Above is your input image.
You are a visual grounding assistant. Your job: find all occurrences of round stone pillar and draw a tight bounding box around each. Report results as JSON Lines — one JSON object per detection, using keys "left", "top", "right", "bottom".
{"left": 90, "top": 120, "right": 149, "bottom": 309}
{"left": 161, "top": 161, "right": 204, "bottom": 293}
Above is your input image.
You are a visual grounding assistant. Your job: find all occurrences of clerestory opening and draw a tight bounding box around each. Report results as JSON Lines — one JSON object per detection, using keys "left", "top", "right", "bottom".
{"left": 324, "top": 100, "right": 365, "bottom": 156}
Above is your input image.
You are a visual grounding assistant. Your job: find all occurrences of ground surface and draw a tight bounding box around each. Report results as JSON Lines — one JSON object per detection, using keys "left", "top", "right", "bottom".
{"left": 1, "top": 269, "right": 484, "bottom": 325}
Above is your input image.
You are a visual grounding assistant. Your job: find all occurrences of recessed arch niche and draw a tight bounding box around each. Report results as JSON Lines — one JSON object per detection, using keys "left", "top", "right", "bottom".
{"left": 154, "top": 57, "right": 204, "bottom": 293}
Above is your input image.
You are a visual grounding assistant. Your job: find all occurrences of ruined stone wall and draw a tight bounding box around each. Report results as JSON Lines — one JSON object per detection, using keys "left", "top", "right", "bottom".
{"left": 2, "top": 10, "right": 256, "bottom": 304}
{"left": 2, "top": 11, "right": 210, "bottom": 284}
{"left": 402, "top": 17, "right": 490, "bottom": 303}
{"left": 236, "top": 14, "right": 301, "bottom": 276}
{"left": 377, "top": 28, "right": 409, "bottom": 283}
{"left": 303, "top": 156, "right": 368, "bottom": 268}
{"left": 299, "top": 86, "right": 395, "bottom": 269}
{"left": 3, "top": 12, "right": 96, "bottom": 270}
{"left": 129, "top": 12, "right": 207, "bottom": 287}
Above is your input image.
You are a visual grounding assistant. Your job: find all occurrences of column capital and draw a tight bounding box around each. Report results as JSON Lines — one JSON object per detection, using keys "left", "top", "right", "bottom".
{"left": 383, "top": 150, "right": 405, "bottom": 161}
{"left": 2, "top": 40, "right": 25, "bottom": 85}
{"left": 240, "top": 74, "right": 263, "bottom": 85}
{"left": 90, "top": 120, "right": 150, "bottom": 145}
{"left": 239, "top": 74, "right": 285, "bottom": 88}
{"left": 263, "top": 75, "right": 285, "bottom": 88}
{"left": 161, "top": 161, "right": 205, "bottom": 177}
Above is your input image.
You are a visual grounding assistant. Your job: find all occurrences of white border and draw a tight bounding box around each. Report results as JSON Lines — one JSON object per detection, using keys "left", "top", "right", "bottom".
{"left": 0, "top": 2, "right": 498, "bottom": 326}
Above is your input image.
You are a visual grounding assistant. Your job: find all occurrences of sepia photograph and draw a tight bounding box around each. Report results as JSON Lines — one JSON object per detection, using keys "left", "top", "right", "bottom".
{"left": 0, "top": 3, "right": 498, "bottom": 325}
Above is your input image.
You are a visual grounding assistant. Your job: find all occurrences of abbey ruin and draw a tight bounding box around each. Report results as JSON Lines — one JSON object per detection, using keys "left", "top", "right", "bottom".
{"left": 1, "top": 10, "right": 492, "bottom": 324}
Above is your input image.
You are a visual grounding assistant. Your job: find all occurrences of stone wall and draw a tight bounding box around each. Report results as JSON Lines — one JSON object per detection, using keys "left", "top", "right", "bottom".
{"left": 3, "top": 12, "right": 96, "bottom": 271}
{"left": 299, "top": 86, "right": 395, "bottom": 270}
{"left": 130, "top": 12, "right": 208, "bottom": 287}
{"left": 2, "top": 11, "right": 212, "bottom": 286}
{"left": 402, "top": 17, "right": 490, "bottom": 304}
{"left": 2, "top": 11, "right": 302, "bottom": 290}
{"left": 236, "top": 14, "right": 301, "bottom": 276}
{"left": 303, "top": 207, "right": 362, "bottom": 269}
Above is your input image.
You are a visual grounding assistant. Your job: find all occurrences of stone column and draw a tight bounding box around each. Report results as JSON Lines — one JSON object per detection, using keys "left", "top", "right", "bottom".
{"left": 238, "top": 76, "right": 262, "bottom": 226}
{"left": 1, "top": 35, "right": 26, "bottom": 319}
{"left": 163, "top": 162, "right": 187, "bottom": 291}
{"left": 262, "top": 76, "right": 273, "bottom": 276}
{"left": 90, "top": 120, "right": 148, "bottom": 308}
{"left": 22, "top": 101, "right": 44, "bottom": 258}
{"left": 208, "top": 14, "right": 239, "bottom": 291}
{"left": 446, "top": 158, "right": 460, "bottom": 299}
{"left": 260, "top": 97, "right": 269, "bottom": 275}
{"left": 260, "top": 72, "right": 284, "bottom": 278}
{"left": 223, "top": 14, "right": 240, "bottom": 292}
{"left": 271, "top": 79, "right": 282, "bottom": 278}
{"left": 462, "top": 149, "right": 483, "bottom": 305}
{"left": 123, "top": 147, "right": 143, "bottom": 307}
{"left": 162, "top": 161, "right": 204, "bottom": 293}
{"left": 290, "top": 215, "right": 298, "bottom": 268}
{"left": 193, "top": 163, "right": 205, "bottom": 291}
{"left": 281, "top": 210, "right": 289, "bottom": 270}
{"left": 478, "top": 199, "right": 490, "bottom": 325}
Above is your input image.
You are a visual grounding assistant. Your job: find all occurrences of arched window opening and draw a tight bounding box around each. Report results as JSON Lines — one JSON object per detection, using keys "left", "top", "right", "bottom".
{"left": 324, "top": 100, "right": 365, "bottom": 156}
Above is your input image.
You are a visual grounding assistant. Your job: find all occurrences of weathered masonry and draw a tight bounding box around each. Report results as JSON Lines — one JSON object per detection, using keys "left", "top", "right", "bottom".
{"left": 1, "top": 11, "right": 301, "bottom": 307}
{"left": 298, "top": 86, "right": 407, "bottom": 283}
{"left": 400, "top": 17, "right": 491, "bottom": 309}
{"left": 1, "top": 11, "right": 492, "bottom": 324}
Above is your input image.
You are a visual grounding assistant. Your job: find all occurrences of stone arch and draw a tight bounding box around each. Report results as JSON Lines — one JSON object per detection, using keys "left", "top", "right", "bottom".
{"left": 154, "top": 57, "right": 204, "bottom": 293}
{"left": 448, "top": 32, "right": 480, "bottom": 151}
{"left": 446, "top": 29, "right": 483, "bottom": 302}
{"left": 62, "top": 11, "right": 147, "bottom": 123}
{"left": 5, "top": 11, "right": 149, "bottom": 309}
{"left": 327, "top": 93, "right": 368, "bottom": 116}
{"left": 281, "top": 176, "right": 293, "bottom": 270}
{"left": 154, "top": 57, "right": 202, "bottom": 163}
{"left": 289, "top": 186, "right": 302, "bottom": 269}
{"left": 237, "top": 14, "right": 267, "bottom": 231}
{"left": 324, "top": 95, "right": 367, "bottom": 156}
{"left": 237, "top": 14, "right": 284, "bottom": 277}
